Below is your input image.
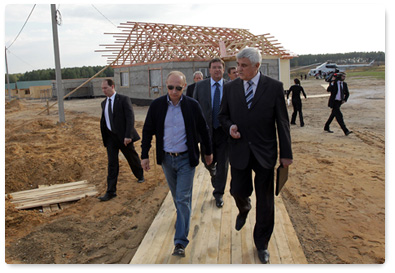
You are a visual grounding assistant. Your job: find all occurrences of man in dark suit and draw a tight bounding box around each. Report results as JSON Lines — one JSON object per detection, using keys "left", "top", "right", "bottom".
{"left": 141, "top": 71, "right": 213, "bottom": 257}
{"left": 186, "top": 71, "right": 203, "bottom": 97}
{"left": 99, "top": 79, "right": 144, "bottom": 201}
{"left": 324, "top": 73, "right": 352, "bottom": 135}
{"left": 218, "top": 47, "right": 293, "bottom": 264}
{"left": 193, "top": 58, "right": 229, "bottom": 208}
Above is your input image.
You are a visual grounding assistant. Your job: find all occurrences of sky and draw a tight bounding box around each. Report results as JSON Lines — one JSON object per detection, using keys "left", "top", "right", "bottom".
{"left": 2, "top": 0, "right": 389, "bottom": 74}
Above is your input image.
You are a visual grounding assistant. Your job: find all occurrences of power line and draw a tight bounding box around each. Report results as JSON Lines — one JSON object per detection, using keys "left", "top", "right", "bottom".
{"left": 91, "top": 4, "right": 118, "bottom": 28}
{"left": 5, "top": 48, "right": 38, "bottom": 71}
{"left": 6, "top": 4, "right": 36, "bottom": 50}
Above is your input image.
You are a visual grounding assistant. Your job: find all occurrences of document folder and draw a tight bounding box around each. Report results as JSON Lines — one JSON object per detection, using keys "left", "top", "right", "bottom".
{"left": 275, "top": 164, "right": 289, "bottom": 196}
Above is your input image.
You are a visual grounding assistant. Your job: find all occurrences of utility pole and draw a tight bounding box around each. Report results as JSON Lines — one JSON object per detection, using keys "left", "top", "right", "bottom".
{"left": 51, "top": 4, "right": 65, "bottom": 123}
{"left": 5, "top": 47, "right": 12, "bottom": 100}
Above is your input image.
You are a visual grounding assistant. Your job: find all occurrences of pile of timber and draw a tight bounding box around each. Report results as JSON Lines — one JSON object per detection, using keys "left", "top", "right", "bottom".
{"left": 6, "top": 180, "right": 98, "bottom": 210}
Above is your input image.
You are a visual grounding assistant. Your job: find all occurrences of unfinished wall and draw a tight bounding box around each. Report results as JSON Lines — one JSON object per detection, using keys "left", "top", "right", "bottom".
{"left": 113, "top": 58, "right": 283, "bottom": 105}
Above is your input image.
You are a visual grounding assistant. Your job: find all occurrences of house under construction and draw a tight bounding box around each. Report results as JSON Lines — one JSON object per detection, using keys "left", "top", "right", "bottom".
{"left": 97, "top": 21, "right": 296, "bottom": 105}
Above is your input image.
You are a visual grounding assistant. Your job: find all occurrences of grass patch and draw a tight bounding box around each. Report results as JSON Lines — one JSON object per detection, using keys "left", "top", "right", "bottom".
{"left": 346, "top": 66, "right": 385, "bottom": 80}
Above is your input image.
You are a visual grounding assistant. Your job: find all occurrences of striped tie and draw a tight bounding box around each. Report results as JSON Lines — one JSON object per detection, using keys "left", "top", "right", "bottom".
{"left": 245, "top": 80, "right": 254, "bottom": 109}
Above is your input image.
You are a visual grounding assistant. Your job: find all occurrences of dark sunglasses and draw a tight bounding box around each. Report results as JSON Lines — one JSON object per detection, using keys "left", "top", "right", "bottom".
{"left": 167, "top": 85, "right": 183, "bottom": 91}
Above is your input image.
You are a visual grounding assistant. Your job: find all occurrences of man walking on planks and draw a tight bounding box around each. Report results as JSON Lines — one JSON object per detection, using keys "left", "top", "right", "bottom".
{"left": 140, "top": 71, "right": 213, "bottom": 257}
{"left": 218, "top": 47, "right": 293, "bottom": 264}
{"left": 99, "top": 79, "right": 144, "bottom": 202}
{"left": 193, "top": 58, "right": 229, "bottom": 208}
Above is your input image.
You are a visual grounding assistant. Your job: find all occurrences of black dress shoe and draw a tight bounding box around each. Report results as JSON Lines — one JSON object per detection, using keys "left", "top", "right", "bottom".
{"left": 215, "top": 197, "right": 224, "bottom": 208}
{"left": 324, "top": 128, "right": 334, "bottom": 133}
{"left": 345, "top": 130, "right": 353, "bottom": 136}
{"left": 137, "top": 177, "right": 145, "bottom": 183}
{"left": 257, "top": 249, "right": 270, "bottom": 264}
{"left": 98, "top": 193, "right": 117, "bottom": 202}
{"left": 172, "top": 244, "right": 185, "bottom": 257}
{"left": 235, "top": 213, "right": 248, "bottom": 231}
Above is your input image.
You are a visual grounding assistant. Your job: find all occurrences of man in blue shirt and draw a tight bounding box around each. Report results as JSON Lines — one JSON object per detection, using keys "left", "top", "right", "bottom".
{"left": 141, "top": 71, "right": 213, "bottom": 258}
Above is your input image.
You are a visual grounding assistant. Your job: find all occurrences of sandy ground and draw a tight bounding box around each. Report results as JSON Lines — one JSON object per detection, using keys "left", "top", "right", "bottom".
{"left": 4, "top": 73, "right": 385, "bottom": 264}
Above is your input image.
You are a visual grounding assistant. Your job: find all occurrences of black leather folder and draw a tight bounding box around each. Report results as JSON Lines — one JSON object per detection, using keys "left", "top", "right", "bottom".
{"left": 275, "top": 164, "right": 289, "bottom": 196}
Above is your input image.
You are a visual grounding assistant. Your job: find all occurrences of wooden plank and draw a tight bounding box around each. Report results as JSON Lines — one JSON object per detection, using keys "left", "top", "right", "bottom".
{"left": 205, "top": 198, "right": 222, "bottom": 263}
{"left": 268, "top": 230, "right": 281, "bottom": 264}
{"left": 243, "top": 196, "right": 256, "bottom": 264}
{"left": 130, "top": 191, "right": 175, "bottom": 264}
{"left": 10, "top": 185, "right": 97, "bottom": 204}
{"left": 272, "top": 201, "right": 294, "bottom": 264}
{"left": 231, "top": 199, "right": 243, "bottom": 264}
{"left": 38, "top": 185, "right": 52, "bottom": 212}
{"left": 181, "top": 166, "right": 211, "bottom": 264}
{"left": 14, "top": 190, "right": 98, "bottom": 209}
{"left": 130, "top": 164, "right": 307, "bottom": 264}
{"left": 276, "top": 196, "right": 308, "bottom": 264}
{"left": 154, "top": 214, "right": 177, "bottom": 264}
{"left": 11, "top": 186, "right": 97, "bottom": 204}
{"left": 217, "top": 181, "right": 232, "bottom": 264}
{"left": 189, "top": 179, "right": 214, "bottom": 264}
{"left": 7, "top": 181, "right": 88, "bottom": 198}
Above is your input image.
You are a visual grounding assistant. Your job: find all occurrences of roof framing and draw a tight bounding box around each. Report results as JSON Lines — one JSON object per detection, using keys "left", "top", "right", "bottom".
{"left": 96, "top": 21, "right": 295, "bottom": 67}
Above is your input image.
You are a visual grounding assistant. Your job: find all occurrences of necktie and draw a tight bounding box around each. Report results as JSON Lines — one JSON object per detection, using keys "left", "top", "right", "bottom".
{"left": 245, "top": 80, "right": 254, "bottom": 109}
{"left": 212, "top": 82, "right": 221, "bottom": 129}
{"left": 108, "top": 98, "right": 114, "bottom": 131}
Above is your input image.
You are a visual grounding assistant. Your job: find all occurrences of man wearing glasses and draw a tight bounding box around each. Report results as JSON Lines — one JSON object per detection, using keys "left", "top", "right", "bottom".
{"left": 141, "top": 71, "right": 213, "bottom": 258}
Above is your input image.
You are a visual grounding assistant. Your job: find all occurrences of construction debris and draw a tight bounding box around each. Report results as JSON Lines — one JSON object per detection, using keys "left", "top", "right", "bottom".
{"left": 6, "top": 180, "right": 98, "bottom": 210}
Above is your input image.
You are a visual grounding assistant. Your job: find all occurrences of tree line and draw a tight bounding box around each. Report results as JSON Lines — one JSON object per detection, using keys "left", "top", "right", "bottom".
{"left": 5, "top": 52, "right": 385, "bottom": 83}
{"left": 6, "top": 65, "right": 114, "bottom": 83}
{"left": 290, "top": 51, "right": 385, "bottom": 67}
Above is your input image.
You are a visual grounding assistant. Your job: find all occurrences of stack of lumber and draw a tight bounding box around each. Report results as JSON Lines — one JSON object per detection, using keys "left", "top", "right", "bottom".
{"left": 6, "top": 180, "right": 97, "bottom": 210}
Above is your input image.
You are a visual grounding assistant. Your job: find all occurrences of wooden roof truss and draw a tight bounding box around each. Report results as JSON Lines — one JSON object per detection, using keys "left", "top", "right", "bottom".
{"left": 97, "top": 22, "right": 294, "bottom": 67}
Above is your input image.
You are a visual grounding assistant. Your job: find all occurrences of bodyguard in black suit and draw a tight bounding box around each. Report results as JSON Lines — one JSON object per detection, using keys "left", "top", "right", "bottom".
{"left": 218, "top": 47, "right": 292, "bottom": 264}
{"left": 193, "top": 58, "right": 229, "bottom": 208}
{"left": 324, "top": 73, "right": 352, "bottom": 135}
{"left": 99, "top": 79, "right": 144, "bottom": 201}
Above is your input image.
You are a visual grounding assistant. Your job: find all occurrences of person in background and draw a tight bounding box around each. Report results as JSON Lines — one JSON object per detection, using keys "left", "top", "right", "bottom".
{"left": 186, "top": 71, "right": 204, "bottom": 97}
{"left": 227, "top": 66, "right": 238, "bottom": 80}
{"left": 193, "top": 58, "right": 229, "bottom": 208}
{"left": 287, "top": 78, "right": 307, "bottom": 127}
{"left": 140, "top": 71, "right": 213, "bottom": 258}
{"left": 99, "top": 79, "right": 144, "bottom": 202}
{"left": 218, "top": 47, "right": 293, "bottom": 264}
{"left": 324, "top": 72, "right": 353, "bottom": 135}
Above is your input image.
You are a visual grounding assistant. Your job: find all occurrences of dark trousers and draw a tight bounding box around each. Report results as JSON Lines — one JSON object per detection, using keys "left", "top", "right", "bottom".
{"left": 230, "top": 151, "right": 274, "bottom": 250}
{"left": 291, "top": 101, "right": 304, "bottom": 126}
{"left": 105, "top": 130, "right": 143, "bottom": 194}
{"left": 200, "top": 127, "right": 229, "bottom": 199}
{"left": 324, "top": 100, "right": 348, "bottom": 133}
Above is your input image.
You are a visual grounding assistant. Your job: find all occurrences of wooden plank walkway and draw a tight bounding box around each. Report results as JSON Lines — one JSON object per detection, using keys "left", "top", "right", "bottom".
{"left": 131, "top": 164, "right": 307, "bottom": 264}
